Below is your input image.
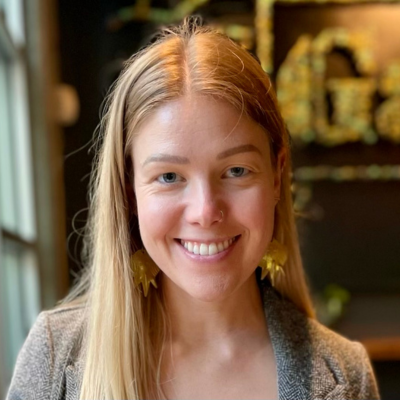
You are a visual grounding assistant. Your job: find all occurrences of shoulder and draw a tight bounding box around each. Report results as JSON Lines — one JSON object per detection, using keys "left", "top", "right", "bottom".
{"left": 40, "top": 304, "right": 86, "bottom": 354}
{"left": 263, "top": 285, "right": 380, "bottom": 399}
{"left": 306, "top": 316, "right": 379, "bottom": 399}
{"left": 306, "top": 316, "right": 373, "bottom": 376}
{"left": 265, "top": 283, "right": 369, "bottom": 361}
{"left": 307, "top": 315, "right": 365, "bottom": 358}
{"left": 6, "top": 304, "right": 86, "bottom": 400}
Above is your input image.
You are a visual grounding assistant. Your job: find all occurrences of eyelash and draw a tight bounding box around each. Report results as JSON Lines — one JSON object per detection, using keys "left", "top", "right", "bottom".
{"left": 156, "top": 167, "right": 250, "bottom": 184}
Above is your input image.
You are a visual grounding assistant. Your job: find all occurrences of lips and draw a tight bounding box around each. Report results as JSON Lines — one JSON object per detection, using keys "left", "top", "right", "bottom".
{"left": 179, "top": 236, "right": 238, "bottom": 256}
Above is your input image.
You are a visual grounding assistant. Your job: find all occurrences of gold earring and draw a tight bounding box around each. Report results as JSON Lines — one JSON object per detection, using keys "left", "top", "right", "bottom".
{"left": 259, "top": 239, "right": 287, "bottom": 287}
{"left": 131, "top": 249, "right": 160, "bottom": 297}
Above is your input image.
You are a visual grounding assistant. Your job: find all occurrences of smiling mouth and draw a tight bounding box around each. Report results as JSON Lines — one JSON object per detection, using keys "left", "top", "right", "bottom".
{"left": 178, "top": 236, "right": 239, "bottom": 256}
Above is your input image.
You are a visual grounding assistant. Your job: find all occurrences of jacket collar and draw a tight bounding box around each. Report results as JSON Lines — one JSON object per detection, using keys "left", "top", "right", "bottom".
{"left": 261, "top": 281, "right": 346, "bottom": 400}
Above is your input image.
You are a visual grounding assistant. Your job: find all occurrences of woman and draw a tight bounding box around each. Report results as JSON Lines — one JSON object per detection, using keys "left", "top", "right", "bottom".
{"left": 7, "top": 17, "right": 379, "bottom": 400}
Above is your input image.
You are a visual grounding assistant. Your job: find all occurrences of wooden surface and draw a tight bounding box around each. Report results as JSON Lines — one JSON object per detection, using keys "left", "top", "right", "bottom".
{"left": 362, "top": 337, "right": 400, "bottom": 361}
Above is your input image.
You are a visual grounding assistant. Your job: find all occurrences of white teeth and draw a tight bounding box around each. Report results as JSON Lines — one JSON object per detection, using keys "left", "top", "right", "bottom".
{"left": 180, "top": 237, "right": 237, "bottom": 256}
{"left": 209, "top": 243, "right": 218, "bottom": 256}
{"left": 200, "top": 243, "right": 208, "bottom": 255}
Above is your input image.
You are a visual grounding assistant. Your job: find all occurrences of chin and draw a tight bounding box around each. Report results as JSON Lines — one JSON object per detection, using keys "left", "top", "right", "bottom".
{"left": 178, "top": 275, "right": 240, "bottom": 303}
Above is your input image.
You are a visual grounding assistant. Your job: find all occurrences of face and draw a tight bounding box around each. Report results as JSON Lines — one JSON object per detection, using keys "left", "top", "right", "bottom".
{"left": 131, "top": 95, "right": 285, "bottom": 302}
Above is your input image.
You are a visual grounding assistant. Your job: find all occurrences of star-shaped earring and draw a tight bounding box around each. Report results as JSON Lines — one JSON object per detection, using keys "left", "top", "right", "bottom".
{"left": 131, "top": 249, "right": 160, "bottom": 297}
{"left": 259, "top": 239, "right": 287, "bottom": 286}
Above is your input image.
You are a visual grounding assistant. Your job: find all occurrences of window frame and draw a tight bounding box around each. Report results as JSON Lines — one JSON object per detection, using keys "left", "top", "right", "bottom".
{"left": 0, "top": 0, "right": 69, "bottom": 395}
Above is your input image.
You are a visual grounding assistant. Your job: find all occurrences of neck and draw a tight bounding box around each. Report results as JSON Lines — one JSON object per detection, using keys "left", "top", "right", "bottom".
{"left": 161, "top": 274, "right": 269, "bottom": 352}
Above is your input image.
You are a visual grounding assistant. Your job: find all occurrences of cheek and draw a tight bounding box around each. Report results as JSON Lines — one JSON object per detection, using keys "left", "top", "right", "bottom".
{"left": 232, "top": 185, "right": 275, "bottom": 230}
{"left": 241, "top": 187, "right": 276, "bottom": 267}
{"left": 136, "top": 193, "right": 182, "bottom": 244}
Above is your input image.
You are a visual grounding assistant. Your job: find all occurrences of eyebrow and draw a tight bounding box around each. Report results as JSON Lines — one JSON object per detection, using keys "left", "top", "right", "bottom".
{"left": 142, "top": 144, "right": 261, "bottom": 166}
{"left": 142, "top": 154, "right": 190, "bottom": 166}
{"left": 216, "top": 144, "right": 262, "bottom": 159}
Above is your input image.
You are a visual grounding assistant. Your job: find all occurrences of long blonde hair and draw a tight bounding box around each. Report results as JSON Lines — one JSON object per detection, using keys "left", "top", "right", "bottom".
{"left": 69, "top": 17, "right": 314, "bottom": 399}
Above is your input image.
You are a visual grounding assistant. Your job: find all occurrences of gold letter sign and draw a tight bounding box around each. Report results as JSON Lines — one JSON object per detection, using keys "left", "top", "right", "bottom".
{"left": 277, "top": 28, "right": 400, "bottom": 146}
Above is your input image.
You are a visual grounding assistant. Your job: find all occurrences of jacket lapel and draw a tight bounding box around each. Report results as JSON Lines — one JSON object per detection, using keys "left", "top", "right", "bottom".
{"left": 63, "top": 321, "right": 86, "bottom": 400}
{"left": 262, "top": 283, "right": 344, "bottom": 400}
{"left": 65, "top": 364, "right": 80, "bottom": 400}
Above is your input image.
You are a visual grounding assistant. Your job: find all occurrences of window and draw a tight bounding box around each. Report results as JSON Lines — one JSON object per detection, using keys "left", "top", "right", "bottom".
{"left": 0, "top": 0, "right": 40, "bottom": 395}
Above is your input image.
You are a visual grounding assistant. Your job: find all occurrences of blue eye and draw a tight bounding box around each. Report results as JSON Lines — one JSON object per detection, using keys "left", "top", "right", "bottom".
{"left": 158, "top": 172, "right": 180, "bottom": 183}
{"left": 227, "top": 167, "right": 249, "bottom": 177}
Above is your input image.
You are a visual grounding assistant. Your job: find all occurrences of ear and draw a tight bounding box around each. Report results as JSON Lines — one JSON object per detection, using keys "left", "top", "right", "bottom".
{"left": 273, "top": 147, "right": 287, "bottom": 205}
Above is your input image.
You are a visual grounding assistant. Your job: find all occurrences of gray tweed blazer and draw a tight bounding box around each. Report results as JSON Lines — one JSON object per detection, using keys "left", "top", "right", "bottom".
{"left": 6, "top": 284, "right": 380, "bottom": 400}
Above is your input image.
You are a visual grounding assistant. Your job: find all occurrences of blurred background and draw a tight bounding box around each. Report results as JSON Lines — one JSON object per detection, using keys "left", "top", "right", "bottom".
{"left": 0, "top": 0, "right": 399, "bottom": 397}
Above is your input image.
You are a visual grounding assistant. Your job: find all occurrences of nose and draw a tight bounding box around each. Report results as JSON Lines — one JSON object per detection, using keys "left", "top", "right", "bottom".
{"left": 185, "top": 180, "right": 224, "bottom": 228}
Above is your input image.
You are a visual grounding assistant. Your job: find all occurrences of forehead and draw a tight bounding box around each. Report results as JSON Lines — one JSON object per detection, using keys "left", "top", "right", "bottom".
{"left": 131, "top": 95, "right": 271, "bottom": 157}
